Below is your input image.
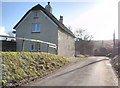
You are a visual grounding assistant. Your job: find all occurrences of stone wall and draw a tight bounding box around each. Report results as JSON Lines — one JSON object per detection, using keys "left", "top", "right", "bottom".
{"left": 58, "top": 29, "right": 75, "bottom": 57}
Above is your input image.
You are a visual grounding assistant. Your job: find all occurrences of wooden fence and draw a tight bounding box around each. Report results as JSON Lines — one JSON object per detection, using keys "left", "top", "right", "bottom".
{"left": 0, "top": 35, "right": 57, "bottom": 52}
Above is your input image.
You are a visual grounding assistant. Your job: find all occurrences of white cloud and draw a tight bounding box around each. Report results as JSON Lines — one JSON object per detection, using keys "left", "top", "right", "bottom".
{"left": 0, "top": 26, "right": 8, "bottom": 36}
{"left": 0, "top": 26, "right": 9, "bottom": 40}
{"left": 65, "top": 0, "right": 119, "bottom": 40}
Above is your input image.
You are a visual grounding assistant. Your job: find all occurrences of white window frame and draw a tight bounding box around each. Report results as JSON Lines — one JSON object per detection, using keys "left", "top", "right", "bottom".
{"left": 32, "top": 23, "right": 40, "bottom": 32}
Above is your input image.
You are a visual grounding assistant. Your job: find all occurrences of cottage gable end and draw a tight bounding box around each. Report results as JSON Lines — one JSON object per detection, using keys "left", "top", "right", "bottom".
{"left": 13, "top": 4, "right": 75, "bottom": 38}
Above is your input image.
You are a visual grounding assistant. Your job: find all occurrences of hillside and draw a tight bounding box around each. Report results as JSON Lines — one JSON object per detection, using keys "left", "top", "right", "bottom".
{"left": 1, "top": 52, "right": 70, "bottom": 86}
{"left": 92, "top": 40, "right": 114, "bottom": 56}
{"left": 93, "top": 40, "right": 113, "bottom": 49}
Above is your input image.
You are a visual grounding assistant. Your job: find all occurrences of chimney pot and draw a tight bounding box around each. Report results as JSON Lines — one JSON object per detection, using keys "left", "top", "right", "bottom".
{"left": 60, "top": 16, "right": 63, "bottom": 19}
{"left": 59, "top": 16, "right": 63, "bottom": 23}
{"left": 48, "top": 2, "right": 50, "bottom": 5}
{"left": 45, "top": 2, "right": 52, "bottom": 13}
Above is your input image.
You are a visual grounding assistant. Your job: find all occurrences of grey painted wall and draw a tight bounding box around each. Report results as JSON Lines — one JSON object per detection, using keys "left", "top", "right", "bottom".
{"left": 16, "top": 10, "right": 58, "bottom": 53}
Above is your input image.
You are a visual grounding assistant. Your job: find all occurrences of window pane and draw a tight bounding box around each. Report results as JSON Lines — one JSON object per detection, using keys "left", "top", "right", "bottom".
{"left": 37, "top": 24, "right": 40, "bottom": 32}
{"left": 35, "top": 24, "right": 37, "bottom": 31}
{"left": 38, "top": 43, "right": 40, "bottom": 50}
{"left": 34, "top": 12, "right": 39, "bottom": 17}
{"left": 32, "top": 24, "right": 40, "bottom": 32}
{"left": 32, "top": 24, "right": 35, "bottom": 32}
{"left": 31, "top": 44, "right": 34, "bottom": 50}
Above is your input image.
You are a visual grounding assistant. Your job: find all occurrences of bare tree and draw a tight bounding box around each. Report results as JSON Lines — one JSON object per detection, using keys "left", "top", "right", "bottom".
{"left": 74, "top": 28, "right": 93, "bottom": 41}
{"left": 74, "top": 28, "right": 94, "bottom": 55}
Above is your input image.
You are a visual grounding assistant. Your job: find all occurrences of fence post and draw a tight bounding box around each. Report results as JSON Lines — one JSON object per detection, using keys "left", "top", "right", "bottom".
{"left": 22, "top": 37, "right": 25, "bottom": 51}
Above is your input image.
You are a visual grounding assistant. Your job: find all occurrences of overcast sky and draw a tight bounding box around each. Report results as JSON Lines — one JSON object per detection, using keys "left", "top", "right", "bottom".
{"left": 0, "top": 0, "right": 119, "bottom": 40}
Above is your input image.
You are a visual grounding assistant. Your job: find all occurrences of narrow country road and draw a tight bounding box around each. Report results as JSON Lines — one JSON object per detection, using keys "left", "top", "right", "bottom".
{"left": 24, "top": 57, "right": 118, "bottom": 86}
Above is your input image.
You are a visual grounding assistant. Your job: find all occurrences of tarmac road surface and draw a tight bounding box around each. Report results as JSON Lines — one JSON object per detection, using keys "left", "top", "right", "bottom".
{"left": 23, "top": 56, "right": 118, "bottom": 86}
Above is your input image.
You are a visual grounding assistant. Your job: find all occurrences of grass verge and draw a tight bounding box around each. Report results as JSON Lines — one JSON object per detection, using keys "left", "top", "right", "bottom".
{"left": 1, "top": 52, "right": 70, "bottom": 86}
{"left": 110, "top": 55, "right": 120, "bottom": 78}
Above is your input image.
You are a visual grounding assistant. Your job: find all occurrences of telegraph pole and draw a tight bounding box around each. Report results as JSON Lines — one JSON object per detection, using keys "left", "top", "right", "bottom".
{"left": 113, "top": 30, "right": 116, "bottom": 56}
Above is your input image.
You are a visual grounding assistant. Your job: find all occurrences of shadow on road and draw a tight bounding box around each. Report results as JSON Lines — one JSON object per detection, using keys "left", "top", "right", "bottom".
{"left": 53, "top": 59, "right": 108, "bottom": 78}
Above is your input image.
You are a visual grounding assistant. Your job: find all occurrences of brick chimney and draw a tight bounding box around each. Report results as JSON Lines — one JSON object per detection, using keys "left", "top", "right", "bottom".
{"left": 45, "top": 2, "right": 52, "bottom": 14}
{"left": 59, "top": 16, "right": 63, "bottom": 23}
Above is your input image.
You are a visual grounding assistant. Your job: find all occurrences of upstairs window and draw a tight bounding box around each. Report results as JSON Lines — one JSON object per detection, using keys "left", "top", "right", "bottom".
{"left": 32, "top": 23, "right": 40, "bottom": 32}
{"left": 34, "top": 12, "right": 39, "bottom": 18}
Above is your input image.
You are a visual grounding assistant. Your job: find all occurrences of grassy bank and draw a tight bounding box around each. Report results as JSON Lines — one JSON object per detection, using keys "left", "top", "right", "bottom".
{"left": 111, "top": 55, "right": 120, "bottom": 78}
{"left": 1, "top": 52, "right": 70, "bottom": 86}
{"left": 75, "top": 54, "right": 89, "bottom": 58}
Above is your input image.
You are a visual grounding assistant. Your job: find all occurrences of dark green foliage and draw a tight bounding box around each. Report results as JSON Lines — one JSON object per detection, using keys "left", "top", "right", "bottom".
{"left": 45, "top": 66, "right": 49, "bottom": 70}
{"left": 51, "top": 62, "right": 56, "bottom": 66}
